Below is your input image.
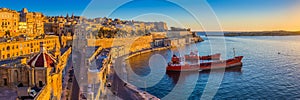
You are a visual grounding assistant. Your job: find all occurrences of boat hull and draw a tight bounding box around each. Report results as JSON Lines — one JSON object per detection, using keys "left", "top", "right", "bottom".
{"left": 167, "top": 56, "right": 243, "bottom": 72}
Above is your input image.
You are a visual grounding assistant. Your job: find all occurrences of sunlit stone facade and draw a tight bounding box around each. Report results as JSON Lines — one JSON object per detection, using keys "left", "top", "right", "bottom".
{"left": 0, "top": 8, "right": 19, "bottom": 37}
{"left": 19, "top": 8, "right": 45, "bottom": 37}
{"left": 0, "top": 36, "right": 59, "bottom": 60}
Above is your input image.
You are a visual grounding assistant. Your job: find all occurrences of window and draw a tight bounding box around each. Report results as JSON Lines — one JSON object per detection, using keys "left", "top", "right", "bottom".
{"left": 6, "top": 46, "right": 10, "bottom": 51}
{"left": 3, "top": 79, "right": 7, "bottom": 86}
{"left": 39, "top": 81, "right": 43, "bottom": 87}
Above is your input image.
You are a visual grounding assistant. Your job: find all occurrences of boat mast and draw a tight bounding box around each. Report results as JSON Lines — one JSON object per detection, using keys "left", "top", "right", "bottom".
{"left": 233, "top": 48, "right": 236, "bottom": 57}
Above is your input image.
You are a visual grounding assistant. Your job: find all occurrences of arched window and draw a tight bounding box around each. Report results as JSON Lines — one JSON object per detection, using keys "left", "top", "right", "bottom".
{"left": 6, "top": 46, "right": 10, "bottom": 51}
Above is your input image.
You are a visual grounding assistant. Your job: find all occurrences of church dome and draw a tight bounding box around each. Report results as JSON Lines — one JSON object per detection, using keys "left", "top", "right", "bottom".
{"left": 27, "top": 42, "right": 56, "bottom": 67}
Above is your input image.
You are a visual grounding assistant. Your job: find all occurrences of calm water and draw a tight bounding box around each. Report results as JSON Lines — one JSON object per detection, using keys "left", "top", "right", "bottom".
{"left": 126, "top": 36, "right": 300, "bottom": 99}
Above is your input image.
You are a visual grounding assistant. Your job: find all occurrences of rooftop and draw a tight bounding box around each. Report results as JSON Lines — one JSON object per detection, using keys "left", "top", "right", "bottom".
{"left": 0, "top": 57, "right": 25, "bottom": 67}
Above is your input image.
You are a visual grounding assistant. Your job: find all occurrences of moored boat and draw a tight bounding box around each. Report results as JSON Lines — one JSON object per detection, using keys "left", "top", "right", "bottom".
{"left": 167, "top": 55, "right": 243, "bottom": 72}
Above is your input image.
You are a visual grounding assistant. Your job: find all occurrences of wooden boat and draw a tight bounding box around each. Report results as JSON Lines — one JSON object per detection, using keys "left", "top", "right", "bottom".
{"left": 167, "top": 55, "right": 243, "bottom": 72}
{"left": 184, "top": 53, "right": 221, "bottom": 60}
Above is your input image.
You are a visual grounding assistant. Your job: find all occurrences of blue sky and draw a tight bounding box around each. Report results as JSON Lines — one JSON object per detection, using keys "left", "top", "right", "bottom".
{"left": 1, "top": 0, "right": 299, "bottom": 31}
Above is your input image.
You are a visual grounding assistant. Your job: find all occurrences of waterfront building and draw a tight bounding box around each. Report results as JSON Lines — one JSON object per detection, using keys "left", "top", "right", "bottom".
{"left": 0, "top": 8, "right": 19, "bottom": 37}
{"left": 151, "top": 32, "right": 170, "bottom": 47}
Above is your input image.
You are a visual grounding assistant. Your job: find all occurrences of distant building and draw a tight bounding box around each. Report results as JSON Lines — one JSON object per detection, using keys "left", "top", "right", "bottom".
{"left": 167, "top": 31, "right": 191, "bottom": 38}
{"left": 19, "top": 8, "right": 45, "bottom": 37}
{"left": 44, "top": 14, "right": 80, "bottom": 36}
{"left": 18, "top": 22, "right": 27, "bottom": 34}
{"left": 170, "top": 27, "right": 190, "bottom": 31}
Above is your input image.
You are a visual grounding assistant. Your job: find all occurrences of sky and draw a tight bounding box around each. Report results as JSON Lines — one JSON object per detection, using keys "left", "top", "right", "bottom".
{"left": 0, "top": 0, "right": 299, "bottom": 31}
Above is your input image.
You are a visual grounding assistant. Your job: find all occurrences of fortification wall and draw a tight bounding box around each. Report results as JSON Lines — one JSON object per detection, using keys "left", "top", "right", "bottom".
{"left": 87, "top": 36, "right": 153, "bottom": 52}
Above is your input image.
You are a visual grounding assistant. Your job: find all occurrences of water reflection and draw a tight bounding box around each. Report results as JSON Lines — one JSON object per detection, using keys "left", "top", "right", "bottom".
{"left": 166, "top": 67, "right": 242, "bottom": 84}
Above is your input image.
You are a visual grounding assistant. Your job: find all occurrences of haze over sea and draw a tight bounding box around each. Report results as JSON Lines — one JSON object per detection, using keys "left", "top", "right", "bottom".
{"left": 126, "top": 35, "right": 300, "bottom": 99}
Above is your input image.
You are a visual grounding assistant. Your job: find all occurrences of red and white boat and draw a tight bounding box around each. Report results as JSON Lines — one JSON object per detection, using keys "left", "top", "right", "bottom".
{"left": 167, "top": 55, "right": 243, "bottom": 72}
{"left": 184, "top": 53, "right": 221, "bottom": 60}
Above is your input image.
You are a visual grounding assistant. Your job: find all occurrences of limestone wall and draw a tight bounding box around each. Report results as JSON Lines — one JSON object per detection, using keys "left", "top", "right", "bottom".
{"left": 87, "top": 36, "right": 153, "bottom": 53}
{"left": 34, "top": 85, "right": 51, "bottom": 100}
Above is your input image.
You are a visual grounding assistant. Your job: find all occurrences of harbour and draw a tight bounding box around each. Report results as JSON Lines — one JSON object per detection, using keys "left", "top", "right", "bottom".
{"left": 1, "top": 0, "right": 300, "bottom": 99}
{"left": 126, "top": 36, "right": 300, "bottom": 99}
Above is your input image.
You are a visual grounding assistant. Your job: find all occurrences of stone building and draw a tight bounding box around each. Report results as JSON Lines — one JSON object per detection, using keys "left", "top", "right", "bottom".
{"left": 0, "top": 42, "right": 63, "bottom": 99}
{"left": 18, "top": 22, "right": 27, "bottom": 34}
{"left": 44, "top": 14, "right": 79, "bottom": 36}
{"left": 0, "top": 36, "right": 59, "bottom": 60}
{"left": 19, "top": 8, "right": 45, "bottom": 37}
{"left": 0, "top": 8, "right": 20, "bottom": 37}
